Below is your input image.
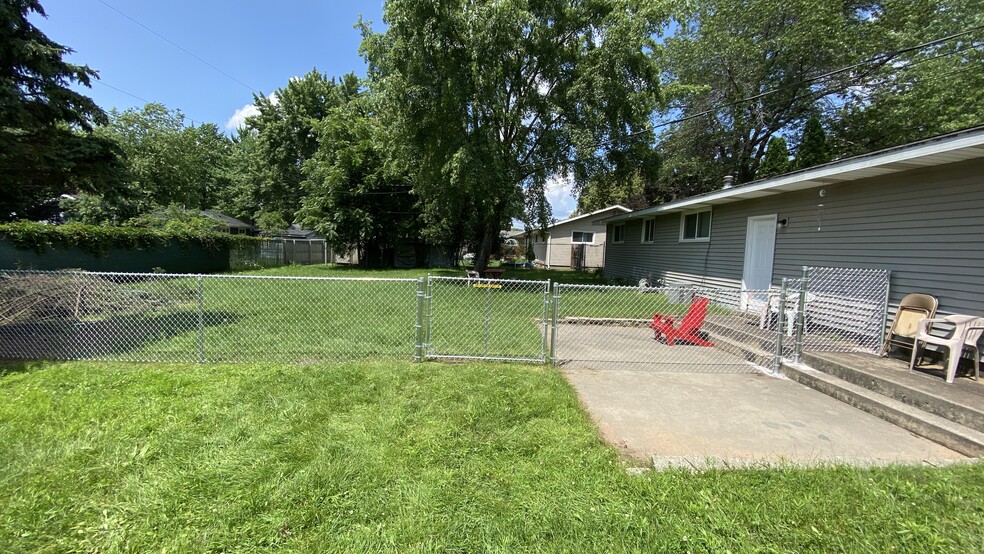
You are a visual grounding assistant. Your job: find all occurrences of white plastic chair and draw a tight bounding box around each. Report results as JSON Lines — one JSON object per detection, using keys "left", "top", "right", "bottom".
{"left": 909, "top": 314, "right": 984, "bottom": 383}
{"left": 759, "top": 290, "right": 817, "bottom": 336}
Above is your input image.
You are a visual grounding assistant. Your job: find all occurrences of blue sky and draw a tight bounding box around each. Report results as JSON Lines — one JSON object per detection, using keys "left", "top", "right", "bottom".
{"left": 31, "top": 0, "right": 579, "bottom": 220}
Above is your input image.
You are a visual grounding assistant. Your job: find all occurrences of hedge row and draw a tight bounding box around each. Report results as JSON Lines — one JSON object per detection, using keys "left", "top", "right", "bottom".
{"left": 0, "top": 222, "right": 260, "bottom": 256}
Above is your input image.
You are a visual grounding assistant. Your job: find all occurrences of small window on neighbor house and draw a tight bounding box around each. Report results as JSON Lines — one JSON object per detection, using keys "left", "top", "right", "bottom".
{"left": 642, "top": 218, "right": 656, "bottom": 243}
{"left": 612, "top": 224, "right": 625, "bottom": 243}
{"left": 572, "top": 231, "right": 594, "bottom": 244}
{"left": 681, "top": 209, "right": 711, "bottom": 241}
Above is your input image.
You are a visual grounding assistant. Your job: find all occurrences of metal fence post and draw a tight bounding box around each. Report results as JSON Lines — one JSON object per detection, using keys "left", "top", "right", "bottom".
{"left": 793, "top": 266, "right": 810, "bottom": 363}
{"left": 414, "top": 277, "right": 425, "bottom": 362}
{"left": 773, "top": 278, "right": 788, "bottom": 373}
{"left": 880, "top": 270, "right": 892, "bottom": 346}
{"left": 196, "top": 274, "right": 205, "bottom": 363}
{"left": 425, "top": 274, "right": 433, "bottom": 357}
{"left": 483, "top": 281, "right": 492, "bottom": 357}
{"left": 550, "top": 282, "right": 560, "bottom": 366}
{"left": 540, "top": 280, "right": 551, "bottom": 362}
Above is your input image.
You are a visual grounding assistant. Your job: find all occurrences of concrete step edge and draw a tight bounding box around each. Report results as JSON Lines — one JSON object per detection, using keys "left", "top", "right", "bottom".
{"left": 800, "top": 351, "right": 984, "bottom": 434}
{"left": 709, "top": 332, "right": 773, "bottom": 368}
{"left": 781, "top": 363, "right": 984, "bottom": 458}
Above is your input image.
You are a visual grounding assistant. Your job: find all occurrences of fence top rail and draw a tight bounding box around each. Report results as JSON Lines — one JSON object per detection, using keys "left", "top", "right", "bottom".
{"left": 0, "top": 269, "right": 418, "bottom": 283}
{"left": 556, "top": 282, "right": 770, "bottom": 293}
{"left": 430, "top": 275, "right": 550, "bottom": 286}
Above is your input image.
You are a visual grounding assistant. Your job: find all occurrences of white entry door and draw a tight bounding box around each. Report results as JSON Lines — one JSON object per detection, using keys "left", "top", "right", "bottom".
{"left": 741, "top": 215, "right": 778, "bottom": 310}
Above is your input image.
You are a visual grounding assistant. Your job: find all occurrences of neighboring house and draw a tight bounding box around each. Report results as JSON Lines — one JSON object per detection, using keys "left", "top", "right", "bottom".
{"left": 601, "top": 126, "right": 984, "bottom": 318}
{"left": 200, "top": 211, "right": 256, "bottom": 235}
{"left": 528, "top": 205, "right": 630, "bottom": 269}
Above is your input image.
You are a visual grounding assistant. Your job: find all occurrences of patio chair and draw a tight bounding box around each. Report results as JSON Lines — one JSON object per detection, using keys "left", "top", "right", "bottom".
{"left": 880, "top": 293, "right": 938, "bottom": 356}
{"left": 650, "top": 296, "right": 714, "bottom": 347}
{"left": 909, "top": 314, "right": 984, "bottom": 383}
{"left": 759, "top": 290, "right": 817, "bottom": 337}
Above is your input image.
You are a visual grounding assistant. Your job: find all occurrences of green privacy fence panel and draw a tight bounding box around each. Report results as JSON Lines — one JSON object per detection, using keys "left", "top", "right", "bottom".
{"left": 0, "top": 238, "right": 231, "bottom": 274}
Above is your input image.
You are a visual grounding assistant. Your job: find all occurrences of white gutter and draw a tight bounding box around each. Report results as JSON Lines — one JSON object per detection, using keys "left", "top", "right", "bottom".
{"left": 604, "top": 125, "right": 984, "bottom": 223}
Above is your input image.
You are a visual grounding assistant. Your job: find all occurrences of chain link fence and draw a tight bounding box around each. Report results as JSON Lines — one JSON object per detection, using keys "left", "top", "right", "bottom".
{"left": 0, "top": 267, "right": 890, "bottom": 369}
{"left": 0, "top": 270, "right": 418, "bottom": 364}
{"left": 424, "top": 276, "right": 550, "bottom": 362}
{"left": 552, "top": 283, "right": 774, "bottom": 373}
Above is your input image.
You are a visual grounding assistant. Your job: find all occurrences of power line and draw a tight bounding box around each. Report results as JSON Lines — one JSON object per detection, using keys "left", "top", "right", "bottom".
{"left": 94, "top": 80, "right": 207, "bottom": 125}
{"left": 95, "top": 0, "right": 258, "bottom": 93}
{"left": 95, "top": 80, "right": 152, "bottom": 104}
{"left": 516, "top": 24, "right": 984, "bottom": 175}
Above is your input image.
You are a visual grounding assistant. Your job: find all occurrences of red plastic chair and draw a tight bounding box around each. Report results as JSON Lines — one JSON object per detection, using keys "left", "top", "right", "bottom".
{"left": 650, "top": 296, "right": 715, "bottom": 347}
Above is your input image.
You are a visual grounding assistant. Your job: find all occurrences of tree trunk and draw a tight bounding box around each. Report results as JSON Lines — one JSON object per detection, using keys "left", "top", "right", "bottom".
{"left": 473, "top": 223, "right": 499, "bottom": 272}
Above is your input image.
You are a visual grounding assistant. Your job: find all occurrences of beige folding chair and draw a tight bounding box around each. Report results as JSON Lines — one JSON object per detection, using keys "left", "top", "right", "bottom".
{"left": 880, "top": 293, "right": 938, "bottom": 356}
{"left": 909, "top": 314, "right": 984, "bottom": 383}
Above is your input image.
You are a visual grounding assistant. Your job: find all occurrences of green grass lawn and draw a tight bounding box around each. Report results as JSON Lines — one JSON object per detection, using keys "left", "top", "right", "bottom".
{"left": 2, "top": 360, "right": 983, "bottom": 553}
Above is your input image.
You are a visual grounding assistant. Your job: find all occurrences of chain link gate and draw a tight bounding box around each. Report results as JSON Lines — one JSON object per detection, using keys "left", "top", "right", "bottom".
{"left": 422, "top": 276, "right": 551, "bottom": 362}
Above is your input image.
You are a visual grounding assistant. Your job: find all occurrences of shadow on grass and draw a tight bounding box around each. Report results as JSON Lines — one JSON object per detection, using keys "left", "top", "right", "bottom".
{"left": 0, "top": 310, "right": 240, "bottom": 362}
{"left": 0, "top": 359, "right": 50, "bottom": 378}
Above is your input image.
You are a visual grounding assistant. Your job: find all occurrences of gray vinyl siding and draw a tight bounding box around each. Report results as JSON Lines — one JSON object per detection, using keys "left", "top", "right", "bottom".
{"left": 605, "top": 157, "right": 984, "bottom": 316}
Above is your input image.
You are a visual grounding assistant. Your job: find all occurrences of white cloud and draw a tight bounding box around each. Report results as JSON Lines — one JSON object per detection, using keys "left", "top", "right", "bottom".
{"left": 544, "top": 174, "right": 578, "bottom": 221}
{"left": 225, "top": 92, "right": 279, "bottom": 131}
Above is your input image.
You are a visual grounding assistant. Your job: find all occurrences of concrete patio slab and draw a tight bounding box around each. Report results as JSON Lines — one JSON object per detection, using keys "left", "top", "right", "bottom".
{"left": 562, "top": 366, "right": 967, "bottom": 468}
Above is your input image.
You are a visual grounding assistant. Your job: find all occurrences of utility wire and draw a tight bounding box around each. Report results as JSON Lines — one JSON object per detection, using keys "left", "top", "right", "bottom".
{"left": 94, "top": 81, "right": 207, "bottom": 125}
{"left": 95, "top": 80, "right": 152, "bottom": 104}
{"left": 516, "top": 24, "right": 984, "bottom": 174}
{"left": 95, "top": 0, "right": 258, "bottom": 93}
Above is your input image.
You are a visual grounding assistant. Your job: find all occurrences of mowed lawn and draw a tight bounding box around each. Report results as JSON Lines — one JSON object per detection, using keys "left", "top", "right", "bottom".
{"left": 2, "top": 360, "right": 984, "bottom": 552}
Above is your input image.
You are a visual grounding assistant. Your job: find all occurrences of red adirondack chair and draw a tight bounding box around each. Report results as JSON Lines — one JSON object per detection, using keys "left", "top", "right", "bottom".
{"left": 649, "top": 296, "right": 715, "bottom": 347}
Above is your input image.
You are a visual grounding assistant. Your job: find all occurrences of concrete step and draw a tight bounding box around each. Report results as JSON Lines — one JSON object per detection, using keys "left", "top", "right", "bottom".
{"left": 781, "top": 362, "right": 984, "bottom": 458}
{"left": 709, "top": 331, "right": 774, "bottom": 368}
{"left": 702, "top": 318, "right": 778, "bottom": 353}
{"left": 800, "top": 351, "right": 984, "bottom": 434}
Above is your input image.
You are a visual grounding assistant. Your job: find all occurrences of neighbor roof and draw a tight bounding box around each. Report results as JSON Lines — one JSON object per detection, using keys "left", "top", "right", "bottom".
{"left": 200, "top": 210, "right": 254, "bottom": 229}
{"left": 604, "top": 125, "right": 984, "bottom": 223}
{"left": 541, "top": 204, "right": 630, "bottom": 229}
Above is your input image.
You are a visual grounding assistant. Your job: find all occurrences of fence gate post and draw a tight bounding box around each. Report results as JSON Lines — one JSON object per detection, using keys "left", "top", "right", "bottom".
{"left": 414, "top": 277, "right": 425, "bottom": 362}
{"left": 196, "top": 274, "right": 205, "bottom": 363}
{"left": 793, "top": 266, "right": 810, "bottom": 363}
{"left": 540, "top": 280, "right": 551, "bottom": 362}
{"left": 550, "top": 282, "right": 560, "bottom": 366}
{"left": 425, "top": 275, "right": 433, "bottom": 357}
{"left": 772, "top": 278, "right": 788, "bottom": 373}
{"left": 880, "top": 270, "right": 892, "bottom": 346}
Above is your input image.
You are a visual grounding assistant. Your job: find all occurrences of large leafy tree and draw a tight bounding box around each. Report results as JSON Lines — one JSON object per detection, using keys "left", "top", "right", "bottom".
{"left": 656, "top": 0, "right": 872, "bottom": 194}
{"left": 68, "top": 103, "right": 232, "bottom": 223}
{"left": 0, "top": 0, "right": 124, "bottom": 220}
{"left": 298, "top": 93, "right": 419, "bottom": 268}
{"left": 831, "top": 0, "right": 984, "bottom": 154}
{"left": 243, "top": 70, "right": 360, "bottom": 229}
{"left": 362, "top": 0, "right": 663, "bottom": 270}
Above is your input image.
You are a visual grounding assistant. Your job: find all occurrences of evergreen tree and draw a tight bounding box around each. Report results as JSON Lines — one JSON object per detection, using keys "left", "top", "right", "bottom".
{"left": 795, "top": 116, "right": 833, "bottom": 169}
{"left": 0, "top": 0, "right": 124, "bottom": 220}
{"left": 759, "top": 136, "right": 792, "bottom": 177}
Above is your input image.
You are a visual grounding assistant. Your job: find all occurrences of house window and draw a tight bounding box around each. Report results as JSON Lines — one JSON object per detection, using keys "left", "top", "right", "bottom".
{"left": 642, "top": 218, "right": 656, "bottom": 243}
{"left": 680, "top": 209, "right": 711, "bottom": 241}
{"left": 572, "top": 231, "right": 594, "bottom": 244}
{"left": 612, "top": 224, "right": 625, "bottom": 244}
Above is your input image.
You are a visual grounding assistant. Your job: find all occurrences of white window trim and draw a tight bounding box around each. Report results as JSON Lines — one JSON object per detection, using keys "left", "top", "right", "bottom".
{"left": 572, "top": 230, "right": 595, "bottom": 245}
{"left": 679, "top": 209, "right": 712, "bottom": 242}
{"left": 612, "top": 223, "right": 625, "bottom": 244}
{"left": 641, "top": 218, "right": 656, "bottom": 244}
